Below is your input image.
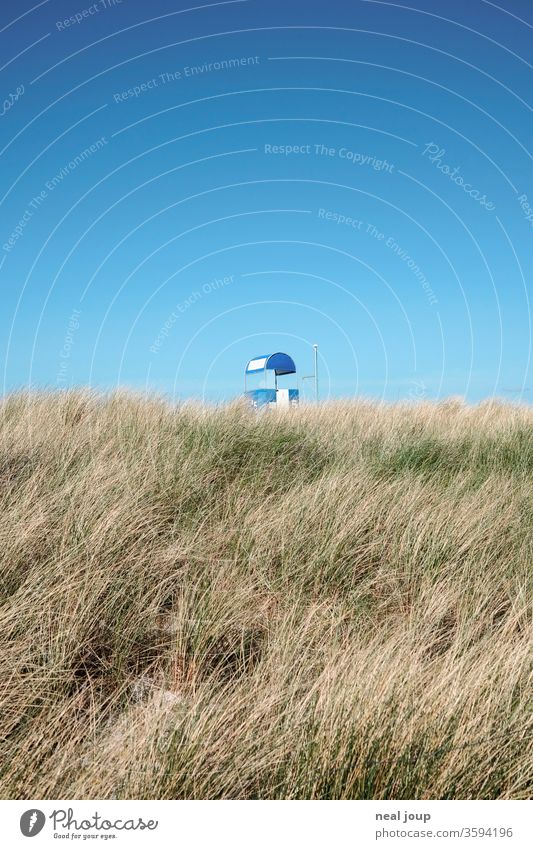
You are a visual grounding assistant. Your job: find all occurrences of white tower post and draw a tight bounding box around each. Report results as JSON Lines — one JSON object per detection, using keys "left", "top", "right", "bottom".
{"left": 313, "top": 344, "right": 319, "bottom": 403}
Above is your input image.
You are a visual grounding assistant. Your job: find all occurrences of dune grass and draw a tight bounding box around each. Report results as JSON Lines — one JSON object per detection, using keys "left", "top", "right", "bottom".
{"left": 0, "top": 391, "right": 531, "bottom": 799}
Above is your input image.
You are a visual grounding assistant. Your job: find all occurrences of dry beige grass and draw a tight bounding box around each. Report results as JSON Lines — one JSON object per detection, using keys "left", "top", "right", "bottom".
{"left": 0, "top": 391, "right": 531, "bottom": 799}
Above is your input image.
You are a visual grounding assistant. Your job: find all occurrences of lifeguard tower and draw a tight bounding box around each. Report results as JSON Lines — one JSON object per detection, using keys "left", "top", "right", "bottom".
{"left": 244, "top": 352, "right": 299, "bottom": 408}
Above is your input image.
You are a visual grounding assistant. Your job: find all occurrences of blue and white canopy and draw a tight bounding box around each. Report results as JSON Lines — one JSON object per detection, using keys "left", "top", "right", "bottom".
{"left": 245, "top": 352, "right": 297, "bottom": 376}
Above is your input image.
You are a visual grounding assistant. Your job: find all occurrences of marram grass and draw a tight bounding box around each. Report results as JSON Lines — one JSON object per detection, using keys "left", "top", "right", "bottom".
{"left": 0, "top": 391, "right": 531, "bottom": 799}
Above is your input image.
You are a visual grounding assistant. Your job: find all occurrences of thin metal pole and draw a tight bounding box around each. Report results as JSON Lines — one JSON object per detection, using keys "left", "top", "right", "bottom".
{"left": 313, "top": 344, "right": 319, "bottom": 403}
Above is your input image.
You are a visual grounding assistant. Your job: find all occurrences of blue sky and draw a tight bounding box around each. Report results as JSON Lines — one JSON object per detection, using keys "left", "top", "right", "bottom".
{"left": 1, "top": 0, "right": 532, "bottom": 402}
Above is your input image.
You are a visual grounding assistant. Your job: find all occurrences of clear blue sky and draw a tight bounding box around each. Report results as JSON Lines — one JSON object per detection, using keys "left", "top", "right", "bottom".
{"left": 1, "top": 0, "right": 532, "bottom": 402}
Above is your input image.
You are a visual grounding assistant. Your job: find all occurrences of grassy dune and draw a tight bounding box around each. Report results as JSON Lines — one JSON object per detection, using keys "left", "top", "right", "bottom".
{"left": 0, "top": 391, "right": 531, "bottom": 799}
